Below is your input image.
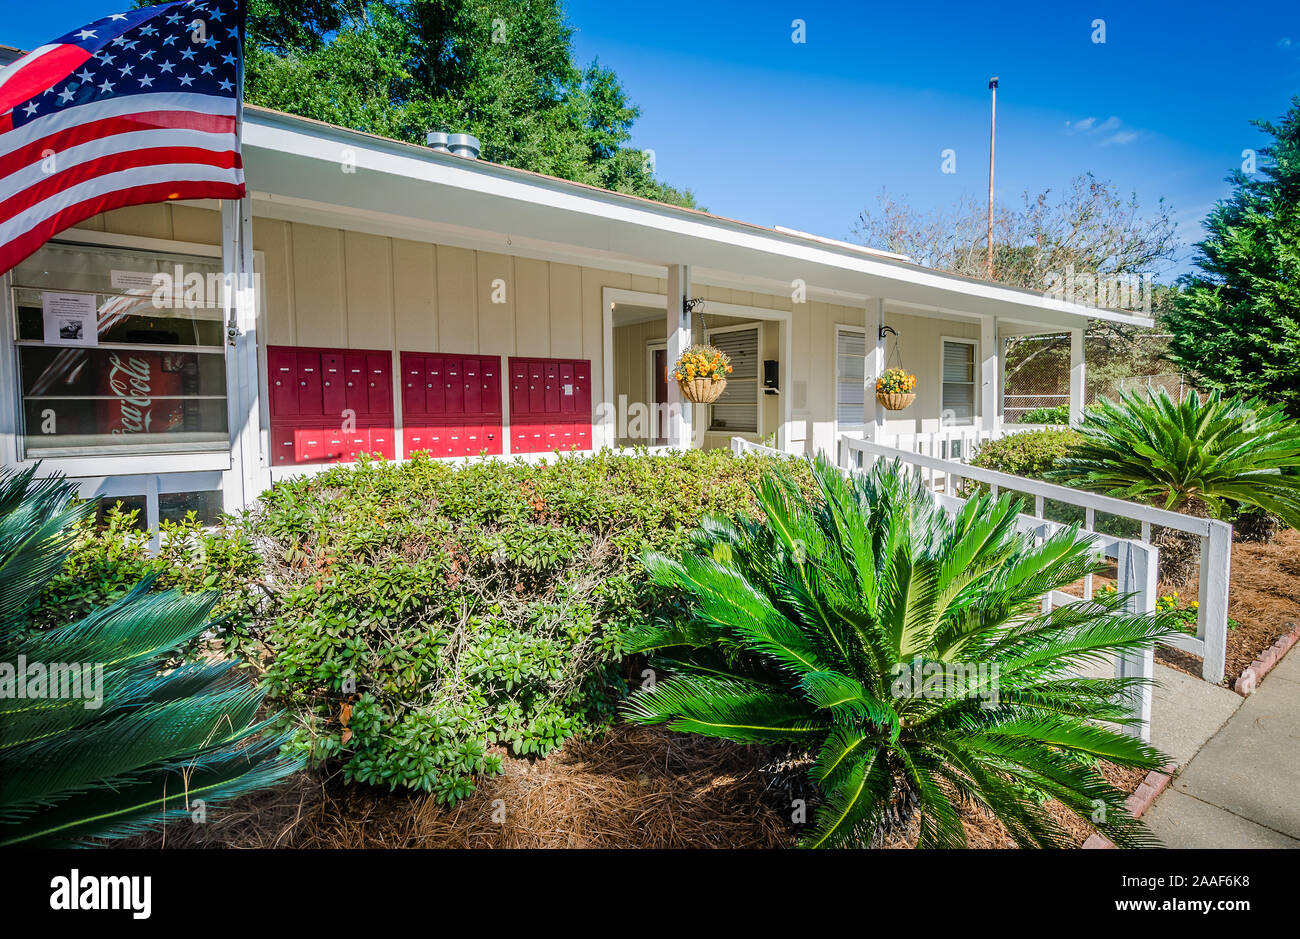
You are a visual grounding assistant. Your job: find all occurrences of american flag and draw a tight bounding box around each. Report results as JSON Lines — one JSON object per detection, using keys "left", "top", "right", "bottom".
{"left": 0, "top": 0, "right": 245, "bottom": 275}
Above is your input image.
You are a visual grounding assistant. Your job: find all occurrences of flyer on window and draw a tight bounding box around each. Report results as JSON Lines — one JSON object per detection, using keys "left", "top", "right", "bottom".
{"left": 41, "top": 291, "right": 99, "bottom": 347}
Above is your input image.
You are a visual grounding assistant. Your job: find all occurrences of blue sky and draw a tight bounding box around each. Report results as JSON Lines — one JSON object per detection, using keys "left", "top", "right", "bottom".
{"left": 565, "top": 0, "right": 1299, "bottom": 279}
{"left": 5, "top": 1, "right": 1298, "bottom": 280}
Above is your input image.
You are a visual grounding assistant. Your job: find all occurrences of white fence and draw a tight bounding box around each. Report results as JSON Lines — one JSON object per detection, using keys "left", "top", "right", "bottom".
{"left": 838, "top": 435, "right": 1231, "bottom": 685}
{"left": 732, "top": 435, "right": 1160, "bottom": 739}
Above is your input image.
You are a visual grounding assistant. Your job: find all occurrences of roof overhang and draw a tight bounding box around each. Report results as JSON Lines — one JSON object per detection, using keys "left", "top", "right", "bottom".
{"left": 241, "top": 107, "right": 1153, "bottom": 330}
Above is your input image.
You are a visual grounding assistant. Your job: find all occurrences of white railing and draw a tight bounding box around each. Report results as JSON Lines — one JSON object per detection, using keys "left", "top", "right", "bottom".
{"left": 870, "top": 421, "right": 1048, "bottom": 465}
{"left": 733, "top": 435, "right": 1158, "bottom": 739}
{"left": 730, "top": 437, "right": 788, "bottom": 458}
{"left": 839, "top": 435, "right": 1231, "bottom": 685}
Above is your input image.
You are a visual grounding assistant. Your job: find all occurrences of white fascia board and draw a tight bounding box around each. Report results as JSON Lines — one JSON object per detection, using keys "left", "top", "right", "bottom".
{"left": 241, "top": 111, "right": 1152, "bottom": 330}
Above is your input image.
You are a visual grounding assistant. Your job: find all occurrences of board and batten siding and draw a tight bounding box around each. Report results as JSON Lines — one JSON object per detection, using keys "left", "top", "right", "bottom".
{"left": 76, "top": 200, "right": 995, "bottom": 459}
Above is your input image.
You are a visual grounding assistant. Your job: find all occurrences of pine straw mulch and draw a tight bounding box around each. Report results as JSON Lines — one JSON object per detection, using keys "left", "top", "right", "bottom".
{"left": 124, "top": 723, "right": 1143, "bottom": 850}
{"left": 128, "top": 724, "right": 792, "bottom": 849}
{"left": 1154, "top": 527, "right": 1300, "bottom": 686}
{"left": 1056, "top": 528, "right": 1300, "bottom": 688}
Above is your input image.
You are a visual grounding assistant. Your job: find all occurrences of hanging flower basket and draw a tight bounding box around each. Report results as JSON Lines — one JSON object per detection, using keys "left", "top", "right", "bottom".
{"left": 680, "top": 376, "right": 728, "bottom": 404}
{"left": 876, "top": 391, "right": 916, "bottom": 411}
{"left": 876, "top": 367, "right": 917, "bottom": 411}
{"left": 674, "top": 344, "right": 732, "bottom": 404}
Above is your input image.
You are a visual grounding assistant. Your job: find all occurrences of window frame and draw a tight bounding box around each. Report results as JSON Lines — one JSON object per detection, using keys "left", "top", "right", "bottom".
{"left": 1, "top": 229, "right": 241, "bottom": 475}
{"left": 834, "top": 324, "right": 868, "bottom": 433}
{"left": 939, "top": 335, "right": 979, "bottom": 425}
{"left": 703, "top": 321, "right": 763, "bottom": 436}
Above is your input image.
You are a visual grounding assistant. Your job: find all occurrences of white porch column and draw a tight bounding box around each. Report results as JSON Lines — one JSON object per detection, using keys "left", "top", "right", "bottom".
{"left": 221, "top": 197, "right": 263, "bottom": 512}
{"left": 865, "top": 298, "right": 886, "bottom": 440}
{"left": 665, "top": 263, "right": 693, "bottom": 449}
{"left": 1069, "top": 326, "right": 1086, "bottom": 426}
{"left": 980, "top": 315, "right": 1000, "bottom": 434}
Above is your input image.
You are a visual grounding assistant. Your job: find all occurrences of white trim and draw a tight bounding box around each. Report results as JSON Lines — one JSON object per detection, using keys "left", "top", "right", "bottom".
{"left": 939, "top": 335, "right": 979, "bottom": 425}
{"left": 244, "top": 107, "right": 1152, "bottom": 330}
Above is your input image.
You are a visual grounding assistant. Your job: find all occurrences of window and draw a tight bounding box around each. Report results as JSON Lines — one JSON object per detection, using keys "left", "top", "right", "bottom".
{"left": 707, "top": 326, "right": 758, "bottom": 434}
{"left": 836, "top": 327, "right": 866, "bottom": 429}
{"left": 941, "top": 339, "right": 977, "bottom": 421}
{"left": 11, "top": 242, "right": 229, "bottom": 458}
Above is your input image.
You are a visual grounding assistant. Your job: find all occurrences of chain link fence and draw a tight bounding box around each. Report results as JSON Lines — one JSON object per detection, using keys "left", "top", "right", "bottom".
{"left": 1002, "top": 334, "right": 1192, "bottom": 423}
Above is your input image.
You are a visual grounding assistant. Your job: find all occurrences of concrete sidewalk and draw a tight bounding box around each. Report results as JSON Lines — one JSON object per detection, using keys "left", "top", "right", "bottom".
{"left": 1144, "top": 648, "right": 1300, "bottom": 848}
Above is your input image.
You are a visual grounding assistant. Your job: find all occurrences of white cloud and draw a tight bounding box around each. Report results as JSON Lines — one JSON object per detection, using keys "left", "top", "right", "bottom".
{"left": 1102, "top": 131, "right": 1139, "bottom": 146}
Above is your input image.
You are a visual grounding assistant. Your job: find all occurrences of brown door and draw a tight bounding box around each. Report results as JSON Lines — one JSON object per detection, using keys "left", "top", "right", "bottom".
{"left": 653, "top": 348, "right": 668, "bottom": 445}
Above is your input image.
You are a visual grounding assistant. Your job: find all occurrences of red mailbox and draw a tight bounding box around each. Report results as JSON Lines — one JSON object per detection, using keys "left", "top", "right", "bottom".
{"left": 507, "top": 357, "right": 593, "bottom": 454}
{"left": 399, "top": 352, "right": 504, "bottom": 459}
{"left": 267, "top": 345, "right": 394, "bottom": 466}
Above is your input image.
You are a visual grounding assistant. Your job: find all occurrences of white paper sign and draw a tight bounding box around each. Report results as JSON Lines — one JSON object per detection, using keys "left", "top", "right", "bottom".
{"left": 42, "top": 292, "right": 99, "bottom": 346}
{"left": 110, "top": 269, "right": 159, "bottom": 291}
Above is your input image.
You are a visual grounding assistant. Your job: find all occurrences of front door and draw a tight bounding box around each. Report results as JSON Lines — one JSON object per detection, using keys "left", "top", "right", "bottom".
{"left": 652, "top": 347, "right": 668, "bottom": 445}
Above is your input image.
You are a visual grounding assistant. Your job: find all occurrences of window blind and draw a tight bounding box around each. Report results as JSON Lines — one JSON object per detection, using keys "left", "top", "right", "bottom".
{"left": 942, "top": 340, "right": 976, "bottom": 420}
{"left": 708, "top": 328, "right": 758, "bottom": 433}
{"left": 836, "top": 329, "right": 866, "bottom": 427}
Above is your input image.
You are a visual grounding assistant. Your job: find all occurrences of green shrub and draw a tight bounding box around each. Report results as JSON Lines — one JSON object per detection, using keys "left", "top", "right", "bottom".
{"left": 30, "top": 504, "right": 262, "bottom": 634}
{"left": 1018, "top": 405, "right": 1071, "bottom": 425}
{"left": 239, "top": 449, "right": 812, "bottom": 802}
{"left": 970, "top": 428, "right": 1084, "bottom": 478}
{"left": 1050, "top": 388, "right": 1300, "bottom": 527}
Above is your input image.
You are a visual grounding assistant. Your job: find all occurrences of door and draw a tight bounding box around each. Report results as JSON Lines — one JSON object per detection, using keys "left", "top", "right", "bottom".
{"left": 652, "top": 346, "right": 668, "bottom": 445}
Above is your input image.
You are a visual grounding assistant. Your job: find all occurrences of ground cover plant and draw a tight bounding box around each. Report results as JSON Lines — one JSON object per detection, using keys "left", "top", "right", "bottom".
{"left": 625, "top": 456, "right": 1174, "bottom": 848}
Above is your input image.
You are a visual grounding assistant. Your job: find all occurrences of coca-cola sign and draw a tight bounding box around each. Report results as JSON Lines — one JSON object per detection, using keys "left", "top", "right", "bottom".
{"left": 99, "top": 352, "right": 184, "bottom": 436}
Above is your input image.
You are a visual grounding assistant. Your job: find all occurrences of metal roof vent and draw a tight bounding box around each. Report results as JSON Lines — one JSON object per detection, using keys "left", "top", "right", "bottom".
{"left": 425, "top": 130, "right": 451, "bottom": 153}
{"left": 447, "top": 133, "right": 481, "bottom": 159}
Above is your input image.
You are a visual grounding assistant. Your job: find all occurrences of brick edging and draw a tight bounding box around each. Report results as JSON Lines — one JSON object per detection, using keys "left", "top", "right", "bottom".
{"left": 1232, "top": 620, "right": 1300, "bottom": 696}
{"left": 1081, "top": 767, "right": 1174, "bottom": 850}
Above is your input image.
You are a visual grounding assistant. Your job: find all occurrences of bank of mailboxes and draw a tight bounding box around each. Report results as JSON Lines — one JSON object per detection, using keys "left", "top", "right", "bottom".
{"left": 508, "top": 357, "right": 593, "bottom": 454}
{"left": 267, "top": 345, "right": 395, "bottom": 466}
{"left": 401, "top": 353, "right": 502, "bottom": 458}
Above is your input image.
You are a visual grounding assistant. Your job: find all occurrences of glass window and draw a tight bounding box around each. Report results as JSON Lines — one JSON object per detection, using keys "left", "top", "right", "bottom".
{"left": 707, "top": 327, "right": 759, "bottom": 434}
{"left": 942, "top": 340, "right": 977, "bottom": 422}
{"left": 159, "top": 490, "right": 223, "bottom": 526}
{"left": 11, "top": 242, "right": 229, "bottom": 457}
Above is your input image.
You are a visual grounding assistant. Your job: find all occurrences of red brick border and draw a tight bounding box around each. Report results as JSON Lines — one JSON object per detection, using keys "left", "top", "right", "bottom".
{"left": 1082, "top": 767, "right": 1174, "bottom": 849}
{"left": 1232, "top": 620, "right": 1300, "bottom": 696}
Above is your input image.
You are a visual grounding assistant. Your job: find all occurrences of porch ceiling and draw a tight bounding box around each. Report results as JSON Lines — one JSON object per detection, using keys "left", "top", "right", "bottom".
{"left": 241, "top": 107, "right": 1152, "bottom": 332}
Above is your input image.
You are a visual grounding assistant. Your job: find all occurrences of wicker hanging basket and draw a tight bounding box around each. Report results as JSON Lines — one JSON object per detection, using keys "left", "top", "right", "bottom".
{"left": 679, "top": 377, "right": 727, "bottom": 404}
{"left": 876, "top": 391, "right": 916, "bottom": 411}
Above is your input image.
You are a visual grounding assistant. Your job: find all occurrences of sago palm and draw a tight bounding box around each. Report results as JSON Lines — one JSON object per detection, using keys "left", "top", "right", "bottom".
{"left": 625, "top": 456, "right": 1172, "bottom": 848}
{"left": 1048, "top": 387, "right": 1300, "bottom": 527}
{"left": 0, "top": 466, "right": 300, "bottom": 846}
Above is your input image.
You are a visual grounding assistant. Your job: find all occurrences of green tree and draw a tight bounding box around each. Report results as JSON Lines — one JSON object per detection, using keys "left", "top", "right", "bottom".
{"left": 241, "top": 1, "right": 698, "bottom": 207}
{"left": 1165, "top": 98, "right": 1300, "bottom": 414}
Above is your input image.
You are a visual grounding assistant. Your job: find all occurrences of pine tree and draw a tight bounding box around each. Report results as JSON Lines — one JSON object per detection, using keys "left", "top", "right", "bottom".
{"left": 1165, "top": 98, "right": 1300, "bottom": 414}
